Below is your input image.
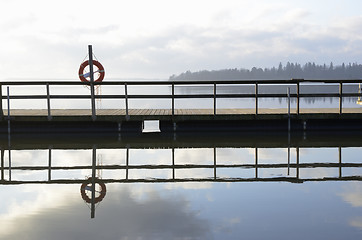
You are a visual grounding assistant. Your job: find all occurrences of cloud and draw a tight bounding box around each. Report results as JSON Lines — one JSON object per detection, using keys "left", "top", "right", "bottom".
{"left": 2, "top": 0, "right": 362, "bottom": 79}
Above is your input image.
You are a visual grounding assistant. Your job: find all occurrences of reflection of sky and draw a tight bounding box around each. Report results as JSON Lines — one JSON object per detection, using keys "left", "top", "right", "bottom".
{"left": 0, "top": 146, "right": 362, "bottom": 239}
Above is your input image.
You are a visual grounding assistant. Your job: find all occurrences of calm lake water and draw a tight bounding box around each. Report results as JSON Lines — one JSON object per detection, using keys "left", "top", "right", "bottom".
{"left": 0, "top": 81, "right": 361, "bottom": 239}
{"left": 1, "top": 134, "right": 362, "bottom": 240}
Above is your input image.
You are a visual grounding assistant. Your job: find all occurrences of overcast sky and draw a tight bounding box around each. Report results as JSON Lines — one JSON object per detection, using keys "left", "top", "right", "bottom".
{"left": 1, "top": 0, "right": 362, "bottom": 80}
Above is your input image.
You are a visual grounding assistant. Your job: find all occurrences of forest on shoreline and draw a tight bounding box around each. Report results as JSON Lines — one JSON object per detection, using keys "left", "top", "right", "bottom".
{"left": 169, "top": 62, "right": 362, "bottom": 80}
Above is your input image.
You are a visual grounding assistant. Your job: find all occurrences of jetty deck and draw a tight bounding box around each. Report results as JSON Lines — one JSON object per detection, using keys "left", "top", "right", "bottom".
{"left": 3, "top": 108, "right": 362, "bottom": 121}
{"left": 0, "top": 79, "right": 361, "bottom": 133}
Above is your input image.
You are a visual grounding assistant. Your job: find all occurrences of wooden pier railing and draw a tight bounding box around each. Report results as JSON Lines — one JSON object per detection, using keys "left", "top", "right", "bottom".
{"left": 0, "top": 79, "right": 361, "bottom": 121}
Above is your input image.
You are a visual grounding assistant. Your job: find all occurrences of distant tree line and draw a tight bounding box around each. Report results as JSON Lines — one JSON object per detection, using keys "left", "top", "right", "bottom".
{"left": 169, "top": 62, "right": 362, "bottom": 80}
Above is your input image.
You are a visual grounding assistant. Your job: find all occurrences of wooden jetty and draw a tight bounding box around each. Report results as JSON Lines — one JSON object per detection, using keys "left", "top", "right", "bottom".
{"left": 0, "top": 79, "right": 361, "bottom": 133}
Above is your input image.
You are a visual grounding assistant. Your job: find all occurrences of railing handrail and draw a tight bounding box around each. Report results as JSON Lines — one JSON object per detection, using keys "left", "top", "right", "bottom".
{"left": 0, "top": 78, "right": 362, "bottom": 85}
{"left": 0, "top": 79, "right": 361, "bottom": 120}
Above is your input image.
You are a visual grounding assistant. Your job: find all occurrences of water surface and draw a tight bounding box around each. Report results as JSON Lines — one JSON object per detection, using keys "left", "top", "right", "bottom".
{"left": 0, "top": 134, "right": 362, "bottom": 239}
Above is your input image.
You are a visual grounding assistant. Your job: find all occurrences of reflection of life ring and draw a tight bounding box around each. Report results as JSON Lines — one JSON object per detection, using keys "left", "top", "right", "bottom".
{"left": 80, "top": 177, "right": 107, "bottom": 204}
{"left": 78, "top": 60, "right": 105, "bottom": 83}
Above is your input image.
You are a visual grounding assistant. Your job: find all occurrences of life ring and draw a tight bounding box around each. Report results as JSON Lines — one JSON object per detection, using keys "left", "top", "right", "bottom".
{"left": 78, "top": 60, "right": 105, "bottom": 83}
{"left": 80, "top": 177, "right": 107, "bottom": 203}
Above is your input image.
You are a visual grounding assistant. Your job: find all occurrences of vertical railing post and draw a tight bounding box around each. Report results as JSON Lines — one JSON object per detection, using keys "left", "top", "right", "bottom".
{"left": 213, "top": 147, "right": 217, "bottom": 179}
{"left": 6, "top": 86, "right": 11, "bottom": 182}
{"left": 8, "top": 149, "right": 11, "bottom": 182}
{"left": 46, "top": 83, "right": 52, "bottom": 121}
{"left": 287, "top": 145, "right": 290, "bottom": 176}
{"left": 88, "top": 45, "right": 96, "bottom": 121}
{"left": 172, "top": 82, "right": 175, "bottom": 119}
{"left": 172, "top": 147, "right": 175, "bottom": 180}
{"left": 125, "top": 83, "right": 129, "bottom": 120}
{"left": 296, "top": 147, "right": 300, "bottom": 179}
{"left": 126, "top": 145, "right": 129, "bottom": 180}
{"left": 339, "top": 146, "right": 342, "bottom": 178}
{"left": 287, "top": 87, "right": 291, "bottom": 132}
{"left": 7, "top": 87, "right": 10, "bottom": 136}
{"left": 339, "top": 82, "right": 343, "bottom": 115}
{"left": 213, "top": 82, "right": 216, "bottom": 116}
{"left": 48, "top": 147, "right": 52, "bottom": 181}
{"left": 255, "top": 147, "right": 258, "bottom": 178}
{"left": 255, "top": 83, "right": 258, "bottom": 115}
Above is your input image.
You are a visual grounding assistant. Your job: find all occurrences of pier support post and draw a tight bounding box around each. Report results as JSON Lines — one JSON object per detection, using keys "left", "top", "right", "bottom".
{"left": 88, "top": 45, "right": 97, "bottom": 121}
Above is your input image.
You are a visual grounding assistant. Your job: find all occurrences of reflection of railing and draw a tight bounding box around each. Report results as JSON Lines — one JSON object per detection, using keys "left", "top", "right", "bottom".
{"left": 0, "top": 79, "right": 361, "bottom": 120}
{"left": 358, "top": 83, "right": 362, "bottom": 105}
{"left": 1, "top": 147, "right": 361, "bottom": 184}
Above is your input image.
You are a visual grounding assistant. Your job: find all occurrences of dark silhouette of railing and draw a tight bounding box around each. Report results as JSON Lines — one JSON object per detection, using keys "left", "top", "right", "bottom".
{"left": 0, "top": 79, "right": 361, "bottom": 121}
{"left": 1, "top": 146, "right": 361, "bottom": 184}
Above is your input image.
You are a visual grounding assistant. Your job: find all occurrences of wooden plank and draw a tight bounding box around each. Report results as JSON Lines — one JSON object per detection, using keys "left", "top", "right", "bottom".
{"left": 3, "top": 108, "right": 362, "bottom": 117}
{"left": 151, "top": 109, "right": 157, "bottom": 115}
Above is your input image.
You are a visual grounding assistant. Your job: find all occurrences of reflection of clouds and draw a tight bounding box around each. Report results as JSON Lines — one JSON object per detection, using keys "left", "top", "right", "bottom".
{"left": 176, "top": 148, "right": 214, "bottom": 165}
{"left": 350, "top": 217, "right": 362, "bottom": 230}
{"left": 130, "top": 149, "right": 171, "bottom": 165}
{"left": 0, "top": 184, "right": 76, "bottom": 234}
{"left": 215, "top": 217, "right": 241, "bottom": 233}
{"left": 52, "top": 149, "right": 93, "bottom": 166}
{"left": 339, "top": 183, "right": 362, "bottom": 207}
{"left": 165, "top": 182, "right": 213, "bottom": 190}
{"left": 299, "top": 148, "right": 339, "bottom": 163}
{"left": 0, "top": 185, "right": 210, "bottom": 240}
{"left": 217, "top": 148, "right": 254, "bottom": 164}
{"left": 6, "top": 150, "right": 48, "bottom": 166}
{"left": 339, "top": 183, "right": 362, "bottom": 231}
{"left": 247, "top": 148, "right": 292, "bottom": 164}
{"left": 299, "top": 168, "right": 339, "bottom": 179}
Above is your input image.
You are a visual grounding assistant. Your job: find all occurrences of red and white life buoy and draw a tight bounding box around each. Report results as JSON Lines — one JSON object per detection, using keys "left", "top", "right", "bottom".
{"left": 78, "top": 60, "right": 105, "bottom": 83}
{"left": 80, "top": 177, "right": 107, "bottom": 204}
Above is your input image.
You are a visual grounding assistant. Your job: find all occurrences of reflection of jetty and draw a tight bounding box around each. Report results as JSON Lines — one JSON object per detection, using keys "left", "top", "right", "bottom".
{"left": 0, "top": 79, "right": 362, "bottom": 133}
{"left": 1, "top": 136, "right": 361, "bottom": 218}
{"left": 1, "top": 143, "right": 362, "bottom": 185}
